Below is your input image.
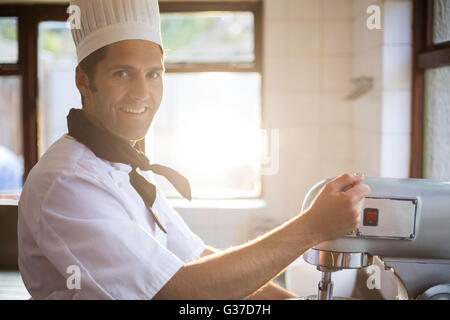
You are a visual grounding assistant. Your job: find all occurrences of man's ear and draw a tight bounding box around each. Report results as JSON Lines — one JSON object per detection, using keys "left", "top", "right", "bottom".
{"left": 75, "top": 65, "right": 90, "bottom": 98}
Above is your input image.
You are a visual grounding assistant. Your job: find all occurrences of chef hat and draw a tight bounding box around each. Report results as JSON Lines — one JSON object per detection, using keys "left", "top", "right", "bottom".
{"left": 69, "top": 0, "right": 163, "bottom": 64}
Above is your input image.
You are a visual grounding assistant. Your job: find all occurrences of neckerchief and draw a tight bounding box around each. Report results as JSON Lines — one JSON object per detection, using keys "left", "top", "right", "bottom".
{"left": 67, "top": 108, "right": 191, "bottom": 233}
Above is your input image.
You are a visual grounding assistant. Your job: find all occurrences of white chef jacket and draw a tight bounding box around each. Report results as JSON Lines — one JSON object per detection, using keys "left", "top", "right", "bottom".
{"left": 18, "top": 134, "right": 205, "bottom": 300}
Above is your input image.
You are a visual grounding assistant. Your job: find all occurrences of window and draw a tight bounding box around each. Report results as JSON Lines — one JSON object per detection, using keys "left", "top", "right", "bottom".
{"left": 148, "top": 2, "right": 263, "bottom": 199}
{"left": 38, "top": 21, "right": 78, "bottom": 156}
{"left": 161, "top": 11, "right": 254, "bottom": 63}
{"left": 432, "top": 0, "right": 450, "bottom": 44}
{"left": 0, "top": 5, "right": 69, "bottom": 192}
{"left": 423, "top": 66, "right": 450, "bottom": 179}
{"left": 0, "top": 15, "right": 22, "bottom": 194}
{"left": 0, "top": 76, "right": 22, "bottom": 193}
{"left": 411, "top": 0, "right": 450, "bottom": 179}
{"left": 0, "top": 17, "right": 18, "bottom": 63}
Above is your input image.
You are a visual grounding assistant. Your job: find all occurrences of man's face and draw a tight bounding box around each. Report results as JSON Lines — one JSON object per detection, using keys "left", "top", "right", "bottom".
{"left": 81, "top": 40, "right": 164, "bottom": 141}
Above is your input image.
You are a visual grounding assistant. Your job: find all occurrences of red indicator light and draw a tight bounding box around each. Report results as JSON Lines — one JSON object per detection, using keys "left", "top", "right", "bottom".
{"left": 363, "top": 208, "right": 379, "bottom": 226}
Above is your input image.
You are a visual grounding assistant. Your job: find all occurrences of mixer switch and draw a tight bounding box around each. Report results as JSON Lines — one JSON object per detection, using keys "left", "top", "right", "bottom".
{"left": 363, "top": 208, "right": 379, "bottom": 226}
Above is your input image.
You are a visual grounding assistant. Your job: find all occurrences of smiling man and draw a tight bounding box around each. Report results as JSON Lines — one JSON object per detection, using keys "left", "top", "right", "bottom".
{"left": 18, "top": 0, "right": 370, "bottom": 300}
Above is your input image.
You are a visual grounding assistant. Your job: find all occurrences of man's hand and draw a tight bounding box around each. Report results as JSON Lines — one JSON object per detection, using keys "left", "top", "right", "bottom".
{"left": 302, "top": 173, "right": 371, "bottom": 243}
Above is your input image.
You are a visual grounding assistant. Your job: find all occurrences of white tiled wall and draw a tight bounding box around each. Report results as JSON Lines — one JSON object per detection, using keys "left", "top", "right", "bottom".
{"left": 351, "top": 0, "right": 412, "bottom": 177}
{"left": 263, "top": 0, "right": 355, "bottom": 224}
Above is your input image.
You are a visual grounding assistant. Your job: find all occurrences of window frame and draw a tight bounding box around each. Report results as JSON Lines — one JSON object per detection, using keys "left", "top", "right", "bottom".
{"left": 0, "top": 4, "right": 67, "bottom": 181}
{"left": 159, "top": 1, "right": 263, "bottom": 74}
{"left": 0, "top": 2, "right": 264, "bottom": 196}
{"left": 411, "top": 0, "right": 450, "bottom": 178}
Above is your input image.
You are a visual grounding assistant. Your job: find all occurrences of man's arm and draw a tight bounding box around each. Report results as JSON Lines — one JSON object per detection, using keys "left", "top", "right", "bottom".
{"left": 200, "top": 247, "right": 296, "bottom": 300}
{"left": 153, "top": 173, "right": 370, "bottom": 300}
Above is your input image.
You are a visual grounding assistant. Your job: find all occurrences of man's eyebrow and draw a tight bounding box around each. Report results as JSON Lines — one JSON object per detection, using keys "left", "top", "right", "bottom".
{"left": 107, "top": 64, "right": 165, "bottom": 72}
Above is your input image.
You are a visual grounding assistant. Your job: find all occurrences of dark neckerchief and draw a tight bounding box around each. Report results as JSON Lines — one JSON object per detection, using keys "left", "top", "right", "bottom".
{"left": 67, "top": 108, "right": 191, "bottom": 233}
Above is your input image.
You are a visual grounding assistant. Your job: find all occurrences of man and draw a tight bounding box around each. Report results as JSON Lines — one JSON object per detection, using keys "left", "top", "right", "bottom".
{"left": 18, "top": 0, "right": 370, "bottom": 300}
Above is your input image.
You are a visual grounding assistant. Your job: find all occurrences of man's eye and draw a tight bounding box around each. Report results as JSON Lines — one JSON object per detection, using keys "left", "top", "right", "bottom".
{"left": 114, "top": 71, "right": 128, "bottom": 78}
{"left": 148, "top": 72, "right": 160, "bottom": 79}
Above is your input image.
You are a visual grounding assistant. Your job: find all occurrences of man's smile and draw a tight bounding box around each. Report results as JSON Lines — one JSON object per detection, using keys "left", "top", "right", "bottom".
{"left": 119, "top": 106, "right": 149, "bottom": 115}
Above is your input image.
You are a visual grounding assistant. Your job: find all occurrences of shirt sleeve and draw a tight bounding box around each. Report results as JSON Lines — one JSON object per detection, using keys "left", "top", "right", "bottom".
{"left": 154, "top": 190, "right": 206, "bottom": 264}
{"left": 32, "top": 171, "right": 184, "bottom": 300}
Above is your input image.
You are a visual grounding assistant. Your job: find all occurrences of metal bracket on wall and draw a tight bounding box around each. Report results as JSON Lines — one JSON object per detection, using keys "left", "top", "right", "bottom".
{"left": 344, "top": 76, "right": 374, "bottom": 100}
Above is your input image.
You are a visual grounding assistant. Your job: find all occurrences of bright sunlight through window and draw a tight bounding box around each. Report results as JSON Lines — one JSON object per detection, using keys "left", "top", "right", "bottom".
{"left": 147, "top": 10, "right": 262, "bottom": 199}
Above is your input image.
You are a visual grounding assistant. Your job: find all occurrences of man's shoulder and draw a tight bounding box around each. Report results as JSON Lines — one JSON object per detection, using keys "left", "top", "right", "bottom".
{"left": 20, "top": 135, "right": 112, "bottom": 205}
{"left": 31, "top": 134, "right": 106, "bottom": 178}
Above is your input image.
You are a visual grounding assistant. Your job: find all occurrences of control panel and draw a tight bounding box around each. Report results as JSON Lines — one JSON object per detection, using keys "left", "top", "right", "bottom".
{"left": 346, "top": 196, "right": 419, "bottom": 240}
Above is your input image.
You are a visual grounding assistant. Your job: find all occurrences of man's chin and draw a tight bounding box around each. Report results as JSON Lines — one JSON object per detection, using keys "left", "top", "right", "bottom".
{"left": 106, "top": 125, "right": 149, "bottom": 144}
{"left": 118, "top": 132, "right": 148, "bottom": 144}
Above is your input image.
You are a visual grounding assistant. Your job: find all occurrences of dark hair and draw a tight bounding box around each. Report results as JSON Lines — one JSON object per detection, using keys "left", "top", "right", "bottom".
{"left": 78, "top": 46, "right": 108, "bottom": 105}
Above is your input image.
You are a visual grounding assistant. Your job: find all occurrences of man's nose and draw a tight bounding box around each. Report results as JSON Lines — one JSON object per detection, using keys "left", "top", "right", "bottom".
{"left": 129, "top": 74, "right": 150, "bottom": 101}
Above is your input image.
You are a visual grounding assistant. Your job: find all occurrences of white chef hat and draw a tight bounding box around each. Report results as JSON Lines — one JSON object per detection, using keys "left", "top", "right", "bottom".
{"left": 69, "top": 0, "right": 163, "bottom": 64}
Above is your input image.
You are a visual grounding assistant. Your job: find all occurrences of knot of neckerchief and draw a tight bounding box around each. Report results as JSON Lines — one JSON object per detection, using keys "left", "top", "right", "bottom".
{"left": 67, "top": 108, "right": 192, "bottom": 234}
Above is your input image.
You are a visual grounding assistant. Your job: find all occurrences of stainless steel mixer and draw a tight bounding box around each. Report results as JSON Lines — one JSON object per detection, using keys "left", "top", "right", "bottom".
{"left": 301, "top": 177, "right": 450, "bottom": 300}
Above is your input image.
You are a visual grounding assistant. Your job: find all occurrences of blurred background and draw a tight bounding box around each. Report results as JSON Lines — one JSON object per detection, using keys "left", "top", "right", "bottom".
{"left": 0, "top": 0, "right": 449, "bottom": 299}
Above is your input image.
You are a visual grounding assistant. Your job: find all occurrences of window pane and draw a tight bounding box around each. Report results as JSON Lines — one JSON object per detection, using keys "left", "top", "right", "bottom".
{"left": 0, "top": 76, "right": 23, "bottom": 193}
{"left": 423, "top": 66, "right": 450, "bottom": 179}
{"left": 0, "top": 17, "right": 18, "bottom": 63}
{"left": 161, "top": 12, "right": 254, "bottom": 63}
{"left": 433, "top": 0, "right": 450, "bottom": 44}
{"left": 38, "top": 22, "right": 79, "bottom": 156}
{"left": 147, "top": 73, "right": 261, "bottom": 199}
